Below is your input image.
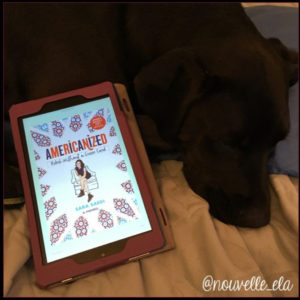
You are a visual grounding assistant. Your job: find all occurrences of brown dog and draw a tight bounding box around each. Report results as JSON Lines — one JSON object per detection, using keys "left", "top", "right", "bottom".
{"left": 4, "top": 3, "right": 298, "bottom": 227}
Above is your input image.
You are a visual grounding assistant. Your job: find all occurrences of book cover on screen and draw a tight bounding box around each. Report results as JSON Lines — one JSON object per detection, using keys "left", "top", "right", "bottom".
{"left": 22, "top": 97, "right": 152, "bottom": 263}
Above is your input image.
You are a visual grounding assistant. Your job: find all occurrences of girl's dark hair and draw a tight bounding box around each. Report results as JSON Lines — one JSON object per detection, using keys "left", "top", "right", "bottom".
{"left": 75, "top": 159, "right": 85, "bottom": 169}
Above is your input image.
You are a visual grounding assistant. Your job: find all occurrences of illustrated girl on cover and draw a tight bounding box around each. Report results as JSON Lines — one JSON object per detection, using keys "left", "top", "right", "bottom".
{"left": 75, "top": 159, "right": 94, "bottom": 202}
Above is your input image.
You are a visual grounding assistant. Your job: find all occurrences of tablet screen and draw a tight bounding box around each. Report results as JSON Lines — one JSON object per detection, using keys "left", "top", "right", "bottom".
{"left": 21, "top": 96, "right": 152, "bottom": 263}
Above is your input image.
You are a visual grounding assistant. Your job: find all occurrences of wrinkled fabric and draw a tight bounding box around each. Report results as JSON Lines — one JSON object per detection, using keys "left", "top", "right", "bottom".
{"left": 4, "top": 161, "right": 298, "bottom": 297}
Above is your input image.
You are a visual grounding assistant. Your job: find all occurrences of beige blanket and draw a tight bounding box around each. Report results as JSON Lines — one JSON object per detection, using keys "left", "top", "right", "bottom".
{"left": 4, "top": 160, "right": 298, "bottom": 297}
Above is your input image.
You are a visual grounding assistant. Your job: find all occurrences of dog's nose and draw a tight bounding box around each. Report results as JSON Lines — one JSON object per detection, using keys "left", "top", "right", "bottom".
{"left": 208, "top": 190, "right": 271, "bottom": 228}
{"left": 233, "top": 198, "right": 271, "bottom": 228}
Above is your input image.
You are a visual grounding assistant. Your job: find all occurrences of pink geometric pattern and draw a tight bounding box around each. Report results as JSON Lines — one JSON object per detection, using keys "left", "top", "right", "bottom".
{"left": 52, "top": 120, "right": 65, "bottom": 137}
{"left": 121, "top": 180, "right": 134, "bottom": 194}
{"left": 98, "top": 209, "right": 114, "bottom": 229}
{"left": 116, "top": 160, "right": 127, "bottom": 171}
{"left": 38, "top": 167, "right": 47, "bottom": 178}
{"left": 34, "top": 150, "right": 40, "bottom": 160}
{"left": 40, "top": 184, "right": 50, "bottom": 196}
{"left": 50, "top": 214, "right": 68, "bottom": 245}
{"left": 110, "top": 126, "right": 116, "bottom": 136}
{"left": 112, "top": 144, "right": 122, "bottom": 155}
{"left": 69, "top": 115, "right": 82, "bottom": 132}
{"left": 44, "top": 197, "right": 57, "bottom": 220}
{"left": 74, "top": 216, "right": 89, "bottom": 237}
{"left": 113, "top": 198, "right": 135, "bottom": 217}
{"left": 31, "top": 130, "right": 51, "bottom": 147}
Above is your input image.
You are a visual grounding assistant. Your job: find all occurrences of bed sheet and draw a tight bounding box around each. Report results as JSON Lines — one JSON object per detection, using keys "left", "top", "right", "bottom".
{"left": 4, "top": 160, "right": 298, "bottom": 297}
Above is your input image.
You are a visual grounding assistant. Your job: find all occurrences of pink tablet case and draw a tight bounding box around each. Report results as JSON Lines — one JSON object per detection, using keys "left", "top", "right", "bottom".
{"left": 9, "top": 82, "right": 174, "bottom": 288}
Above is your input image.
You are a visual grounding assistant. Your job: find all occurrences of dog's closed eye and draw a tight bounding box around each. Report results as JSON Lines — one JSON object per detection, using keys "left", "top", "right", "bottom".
{"left": 221, "top": 136, "right": 249, "bottom": 150}
{"left": 205, "top": 136, "right": 248, "bottom": 156}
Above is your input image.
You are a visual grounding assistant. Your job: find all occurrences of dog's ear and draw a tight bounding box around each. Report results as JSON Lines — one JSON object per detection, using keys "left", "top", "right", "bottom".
{"left": 134, "top": 48, "right": 209, "bottom": 143}
{"left": 268, "top": 37, "right": 298, "bottom": 86}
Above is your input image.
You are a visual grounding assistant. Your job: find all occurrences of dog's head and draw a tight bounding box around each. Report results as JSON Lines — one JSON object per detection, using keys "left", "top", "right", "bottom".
{"left": 134, "top": 39, "right": 298, "bottom": 228}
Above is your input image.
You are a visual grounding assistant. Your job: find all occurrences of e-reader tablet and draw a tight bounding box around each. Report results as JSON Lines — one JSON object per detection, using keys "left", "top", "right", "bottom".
{"left": 9, "top": 82, "right": 174, "bottom": 288}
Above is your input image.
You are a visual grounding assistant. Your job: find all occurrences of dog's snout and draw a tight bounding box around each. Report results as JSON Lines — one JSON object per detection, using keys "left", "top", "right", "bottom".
{"left": 231, "top": 192, "right": 271, "bottom": 228}
{"left": 207, "top": 188, "right": 270, "bottom": 228}
{"left": 236, "top": 204, "right": 270, "bottom": 228}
